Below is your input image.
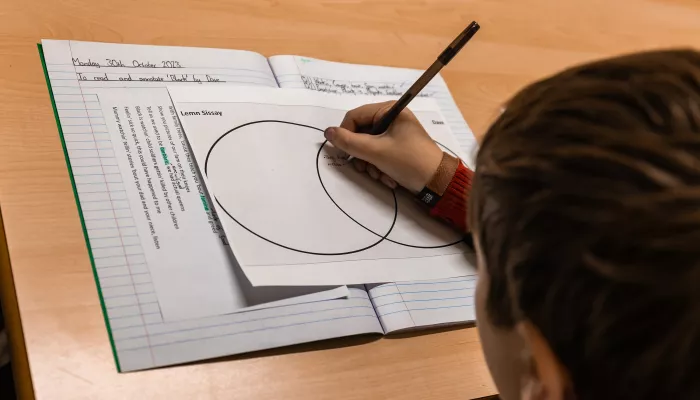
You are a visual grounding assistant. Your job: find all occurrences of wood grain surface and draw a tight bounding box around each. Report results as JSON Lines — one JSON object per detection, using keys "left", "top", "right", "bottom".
{"left": 1, "top": 0, "right": 699, "bottom": 398}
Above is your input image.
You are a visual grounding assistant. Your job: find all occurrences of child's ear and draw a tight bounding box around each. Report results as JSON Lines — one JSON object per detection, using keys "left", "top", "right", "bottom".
{"left": 517, "top": 321, "right": 572, "bottom": 400}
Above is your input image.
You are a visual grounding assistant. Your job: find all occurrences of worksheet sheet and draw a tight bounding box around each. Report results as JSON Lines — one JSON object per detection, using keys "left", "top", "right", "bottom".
{"left": 169, "top": 86, "right": 474, "bottom": 286}
{"left": 93, "top": 88, "right": 350, "bottom": 320}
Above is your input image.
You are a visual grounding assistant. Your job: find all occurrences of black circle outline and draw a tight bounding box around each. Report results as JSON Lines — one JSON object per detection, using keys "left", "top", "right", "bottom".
{"left": 205, "top": 120, "right": 398, "bottom": 256}
{"left": 317, "top": 140, "right": 462, "bottom": 249}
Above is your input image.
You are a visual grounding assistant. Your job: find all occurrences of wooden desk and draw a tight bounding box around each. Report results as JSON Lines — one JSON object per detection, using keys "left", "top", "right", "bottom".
{"left": 0, "top": 0, "right": 698, "bottom": 398}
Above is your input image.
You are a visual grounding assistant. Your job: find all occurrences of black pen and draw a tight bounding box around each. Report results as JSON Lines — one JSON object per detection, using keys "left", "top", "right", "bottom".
{"left": 369, "top": 21, "right": 480, "bottom": 135}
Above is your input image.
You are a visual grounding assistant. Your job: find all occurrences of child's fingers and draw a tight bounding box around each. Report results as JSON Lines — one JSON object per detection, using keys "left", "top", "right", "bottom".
{"left": 367, "top": 164, "right": 381, "bottom": 180}
{"left": 353, "top": 158, "right": 367, "bottom": 172}
{"left": 380, "top": 174, "right": 397, "bottom": 189}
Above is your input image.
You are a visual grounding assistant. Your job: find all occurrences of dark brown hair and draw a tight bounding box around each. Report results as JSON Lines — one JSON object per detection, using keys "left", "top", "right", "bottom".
{"left": 469, "top": 49, "right": 700, "bottom": 400}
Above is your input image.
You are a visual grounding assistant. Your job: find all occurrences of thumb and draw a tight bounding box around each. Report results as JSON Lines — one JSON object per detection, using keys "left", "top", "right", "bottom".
{"left": 324, "top": 127, "right": 379, "bottom": 161}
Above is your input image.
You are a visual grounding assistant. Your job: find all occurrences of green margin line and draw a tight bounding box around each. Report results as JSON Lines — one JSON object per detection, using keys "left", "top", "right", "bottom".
{"left": 38, "top": 44, "right": 122, "bottom": 372}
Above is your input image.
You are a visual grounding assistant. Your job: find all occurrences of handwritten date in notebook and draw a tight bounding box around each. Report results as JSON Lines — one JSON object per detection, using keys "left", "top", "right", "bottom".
{"left": 40, "top": 39, "right": 477, "bottom": 371}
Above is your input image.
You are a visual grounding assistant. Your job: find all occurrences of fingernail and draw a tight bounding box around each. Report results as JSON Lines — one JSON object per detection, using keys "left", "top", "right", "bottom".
{"left": 324, "top": 127, "right": 335, "bottom": 141}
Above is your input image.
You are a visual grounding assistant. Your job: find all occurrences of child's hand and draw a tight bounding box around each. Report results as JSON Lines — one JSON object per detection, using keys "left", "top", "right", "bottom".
{"left": 324, "top": 101, "right": 443, "bottom": 193}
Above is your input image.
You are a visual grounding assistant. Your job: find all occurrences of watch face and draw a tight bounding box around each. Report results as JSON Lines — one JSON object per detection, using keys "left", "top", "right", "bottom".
{"left": 418, "top": 188, "right": 440, "bottom": 207}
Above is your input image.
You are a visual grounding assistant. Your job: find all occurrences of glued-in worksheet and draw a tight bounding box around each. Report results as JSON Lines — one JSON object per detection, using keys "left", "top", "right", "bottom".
{"left": 169, "top": 86, "right": 474, "bottom": 286}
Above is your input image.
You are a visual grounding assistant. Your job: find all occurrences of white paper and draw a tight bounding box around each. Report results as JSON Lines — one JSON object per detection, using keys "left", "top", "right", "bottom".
{"left": 94, "top": 88, "right": 349, "bottom": 320}
{"left": 169, "top": 86, "right": 475, "bottom": 286}
{"left": 269, "top": 55, "right": 477, "bottom": 168}
{"left": 45, "top": 40, "right": 277, "bottom": 89}
{"left": 42, "top": 40, "right": 347, "bottom": 323}
{"left": 368, "top": 275, "right": 477, "bottom": 333}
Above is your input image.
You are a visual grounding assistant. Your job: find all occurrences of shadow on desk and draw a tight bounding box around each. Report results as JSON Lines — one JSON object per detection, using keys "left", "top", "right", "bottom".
{"left": 385, "top": 322, "right": 476, "bottom": 340}
{"left": 0, "top": 206, "right": 26, "bottom": 399}
{"left": 0, "top": 355, "right": 14, "bottom": 400}
{"left": 0, "top": 303, "right": 15, "bottom": 399}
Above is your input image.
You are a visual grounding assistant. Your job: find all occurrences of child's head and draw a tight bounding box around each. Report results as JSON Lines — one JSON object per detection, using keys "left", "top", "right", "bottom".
{"left": 469, "top": 49, "right": 700, "bottom": 400}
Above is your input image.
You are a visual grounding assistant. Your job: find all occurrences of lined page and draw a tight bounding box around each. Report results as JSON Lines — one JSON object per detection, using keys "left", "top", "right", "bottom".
{"left": 41, "top": 40, "right": 380, "bottom": 371}
{"left": 269, "top": 55, "right": 477, "bottom": 167}
{"left": 368, "top": 276, "right": 477, "bottom": 333}
{"left": 42, "top": 39, "right": 279, "bottom": 321}
{"left": 47, "top": 40, "right": 277, "bottom": 88}
{"left": 112, "top": 287, "right": 382, "bottom": 371}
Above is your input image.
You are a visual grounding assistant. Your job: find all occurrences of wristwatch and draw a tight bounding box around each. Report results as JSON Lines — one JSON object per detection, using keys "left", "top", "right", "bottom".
{"left": 416, "top": 151, "right": 461, "bottom": 208}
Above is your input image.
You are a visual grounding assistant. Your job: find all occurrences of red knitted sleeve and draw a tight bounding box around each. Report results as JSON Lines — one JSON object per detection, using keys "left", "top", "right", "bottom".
{"left": 428, "top": 162, "right": 473, "bottom": 233}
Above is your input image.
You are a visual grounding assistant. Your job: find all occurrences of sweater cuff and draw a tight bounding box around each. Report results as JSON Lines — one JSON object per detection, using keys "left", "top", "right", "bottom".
{"left": 428, "top": 161, "right": 473, "bottom": 233}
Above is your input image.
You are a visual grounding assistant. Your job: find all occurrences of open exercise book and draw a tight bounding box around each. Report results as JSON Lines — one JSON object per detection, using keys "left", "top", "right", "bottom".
{"left": 40, "top": 40, "right": 478, "bottom": 372}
